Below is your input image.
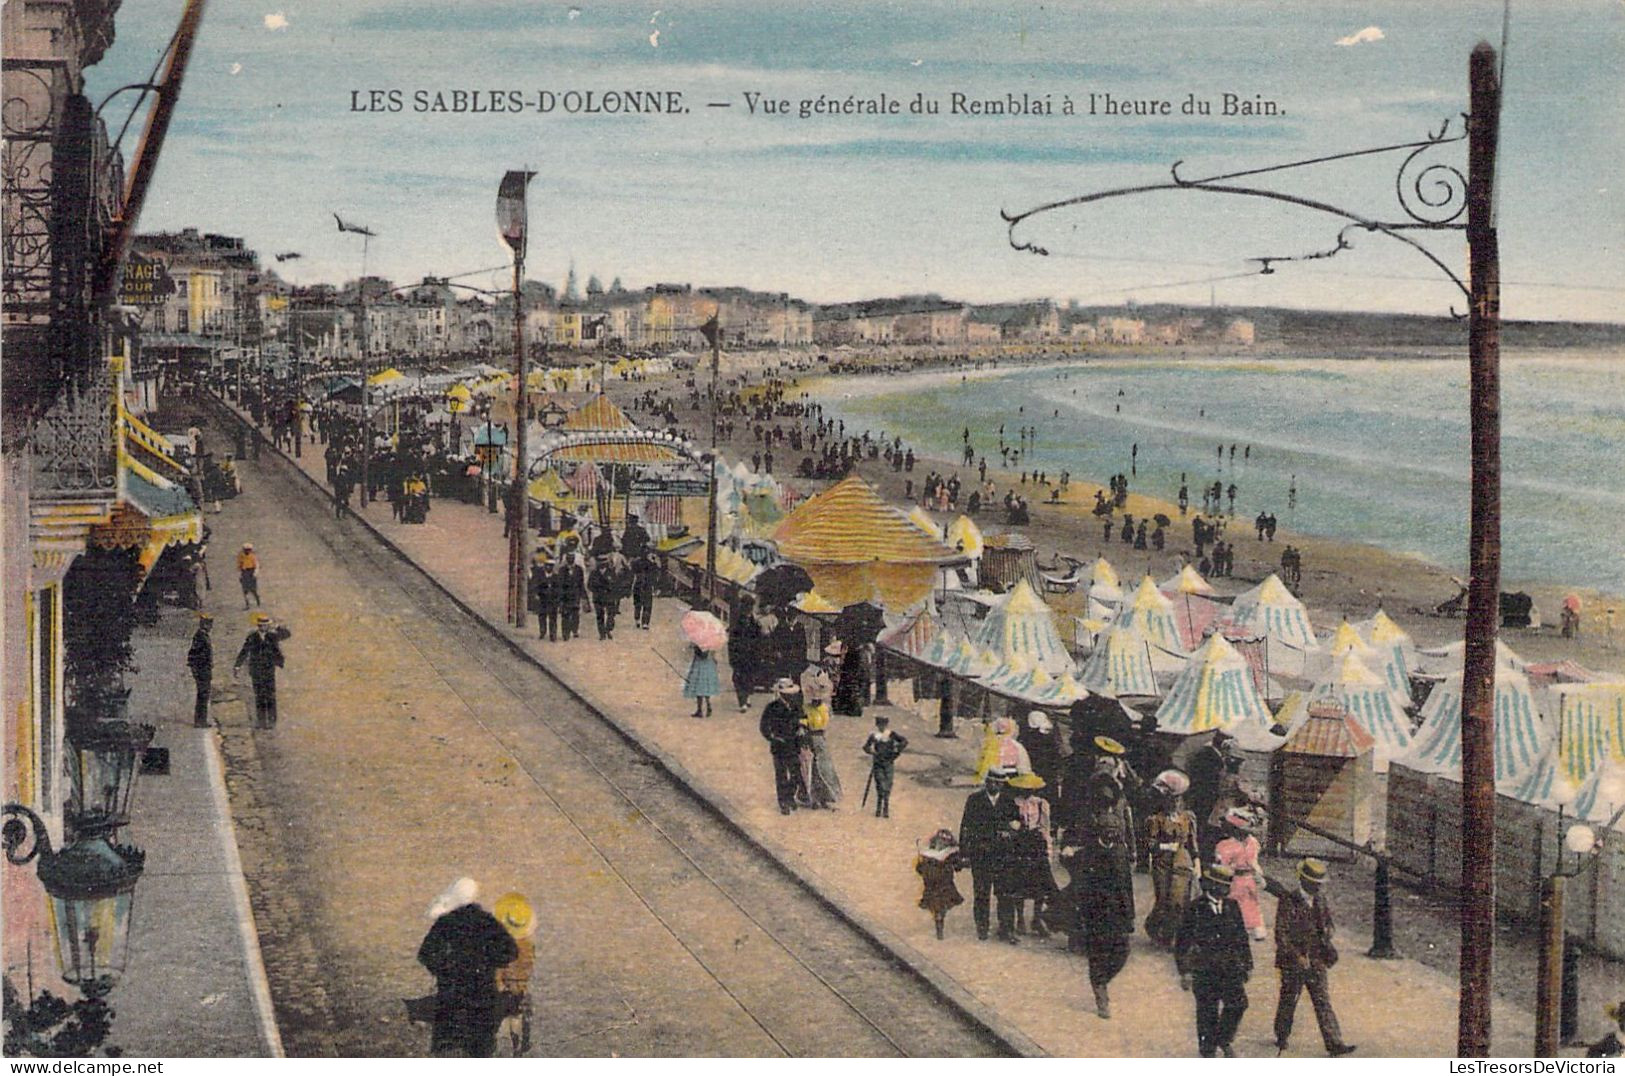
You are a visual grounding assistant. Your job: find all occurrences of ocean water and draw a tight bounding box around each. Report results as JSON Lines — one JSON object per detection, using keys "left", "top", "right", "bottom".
{"left": 817, "top": 352, "right": 1625, "bottom": 594}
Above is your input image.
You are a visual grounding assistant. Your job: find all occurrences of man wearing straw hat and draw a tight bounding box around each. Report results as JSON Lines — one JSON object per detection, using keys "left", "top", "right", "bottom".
{"left": 1175, "top": 863, "right": 1252, "bottom": 1057}
{"left": 1267, "top": 857, "right": 1357, "bottom": 1056}
{"left": 958, "top": 767, "right": 1020, "bottom": 943}
{"left": 233, "top": 612, "right": 287, "bottom": 729}
{"left": 760, "top": 679, "right": 806, "bottom": 814}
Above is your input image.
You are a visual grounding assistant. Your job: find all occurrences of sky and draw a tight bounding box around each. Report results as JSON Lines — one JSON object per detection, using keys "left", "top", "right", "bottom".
{"left": 87, "top": 1, "right": 1625, "bottom": 320}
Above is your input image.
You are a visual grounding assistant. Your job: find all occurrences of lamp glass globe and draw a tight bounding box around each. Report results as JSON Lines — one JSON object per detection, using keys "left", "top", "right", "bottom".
{"left": 1564, "top": 824, "right": 1597, "bottom": 856}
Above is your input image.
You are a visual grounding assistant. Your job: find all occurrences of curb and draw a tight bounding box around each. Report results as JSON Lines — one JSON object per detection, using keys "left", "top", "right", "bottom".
{"left": 210, "top": 396, "right": 1045, "bottom": 1058}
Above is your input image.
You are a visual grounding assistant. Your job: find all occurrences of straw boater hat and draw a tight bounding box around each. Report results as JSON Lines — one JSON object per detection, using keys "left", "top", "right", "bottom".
{"left": 1298, "top": 857, "right": 1329, "bottom": 885}
{"left": 1094, "top": 735, "right": 1126, "bottom": 756}
{"left": 773, "top": 677, "right": 801, "bottom": 695}
{"left": 824, "top": 640, "right": 847, "bottom": 657}
{"left": 1007, "top": 772, "right": 1046, "bottom": 790}
{"left": 1203, "top": 863, "right": 1236, "bottom": 885}
{"left": 250, "top": 611, "right": 271, "bottom": 625}
{"left": 197, "top": 611, "right": 214, "bottom": 623}
{"left": 986, "top": 765, "right": 1015, "bottom": 783}
{"left": 493, "top": 891, "right": 537, "bottom": 940}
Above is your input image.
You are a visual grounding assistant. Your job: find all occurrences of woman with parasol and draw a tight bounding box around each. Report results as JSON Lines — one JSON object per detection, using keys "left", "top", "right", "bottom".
{"left": 680, "top": 608, "right": 726, "bottom": 718}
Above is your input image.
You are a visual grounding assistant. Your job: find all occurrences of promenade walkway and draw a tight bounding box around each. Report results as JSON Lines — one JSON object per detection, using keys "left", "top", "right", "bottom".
{"left": 249, "top": 412, "right": 1546, "bottom": 1058}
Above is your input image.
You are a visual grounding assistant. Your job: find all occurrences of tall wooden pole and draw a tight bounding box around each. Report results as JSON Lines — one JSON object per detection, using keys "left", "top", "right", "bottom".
{"left": 706, "top": 322, "right": 721, "bottom": 606}
{"left": 1458, "top": 40, "right": 1502, "bottom": 1059}
{"left": 508, "top": 253, "right": 529, "bottom": 626}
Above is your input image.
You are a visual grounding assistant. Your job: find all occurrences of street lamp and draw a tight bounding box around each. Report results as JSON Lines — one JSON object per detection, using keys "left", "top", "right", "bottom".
{"left": 1536, "top": 797, "right": 1625, "bottom": 1056}
{"left": 3, "top": 805, "right": 146, "bottom": 996}
{"left": 63, "top": 718, "right": 155, "bottom": 837}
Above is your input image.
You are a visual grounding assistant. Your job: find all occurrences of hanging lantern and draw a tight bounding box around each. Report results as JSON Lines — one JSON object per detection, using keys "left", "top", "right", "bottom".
{"left": 64, "top": 719, "right": 155, "bottom": 837}
{"left": 4, "top": 806, "right": 146, "bottom": 993}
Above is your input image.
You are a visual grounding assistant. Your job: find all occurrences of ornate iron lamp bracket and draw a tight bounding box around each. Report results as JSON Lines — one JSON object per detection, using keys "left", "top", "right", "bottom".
{"left": 2, "top": 803, "right": 53, "bottom": 866}
{"left": 1003, "top": 116, "right": 1471, "bottom": 315}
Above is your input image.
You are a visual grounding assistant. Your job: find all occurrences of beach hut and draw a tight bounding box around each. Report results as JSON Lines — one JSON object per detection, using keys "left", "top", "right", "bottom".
{"left": 1155, "top": 633, "right": 1275, "bottom": 735}
{"left": 1081, "top": 623, "right": 1160, "bottom": 699}
{"left": 772, "top": 475, "right": 965, "bottom": 609}
{"left": 1405, "top": 662, "right": 1549, "bottom": 786}
{"left": 1225, "top": 573, "right": 1320, "bottom": 678}
{"left": 1273, "top": 702, "right": 1378, "bottom": 858}
{"left": 981, "top": 532, "right": 1040, "bottom": 594}
{"left": 971, "top": 580, "right": 1075, "bottom": 676}
{"left": 1114, "top": 575, "right": 1184, "bottom": 651}
{"left": 1309, "top": 654, "right": 1413, "bottom": 768}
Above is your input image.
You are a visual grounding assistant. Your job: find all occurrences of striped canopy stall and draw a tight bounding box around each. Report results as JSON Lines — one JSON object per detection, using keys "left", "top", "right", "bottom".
{"left": 1154, "top": 633, "right": 1274, "bottom": 735}
{"left": 1081, "top": 623, "right": 1161, "bottom": 698}
{"left": 972, "top": 580, "right": 1076, "bottom": 676}
{"left": 1227, "top": 574, "right": 1321, "bottom": 654}
{"left": 565, "top": 463, "right": 601, "bottom": 497}
{"left": 773, "top": 475, "right": 965, "bottom": 609}
{"left": 1115, "top": 575, "right": 1188, "bottom": 656}
{"left": 879, "top": 608, "right": 938, "bottom": 660}
{"left": 1405, "top": 663, "right": 1550, "bottom": 785}
{"left": 564, "top": 393, "right": 638, "bottom": 432}
{"left": 1554, "top": 682, "right": 1625, "bottom": 788}
{"left": 1309, "top": 654, "right": 1413, "bottom": 767}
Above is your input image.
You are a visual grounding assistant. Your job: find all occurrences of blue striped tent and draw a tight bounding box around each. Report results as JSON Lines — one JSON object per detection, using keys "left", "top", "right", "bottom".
{"left": 1081, "top": 623, "right": 1161, "bottom": 698}
{"left": 1405, "top": 663, "right": 1549, "bottom": 785}
{"left": 1357, "top": 609, "right": 1416, "bottom": 689}
{"left": 1505, "top": 751, "right": 1579, "bottom": 807}
{"left": 1228, "top": 574, "right": 1320, "bottom": 655}
{"left": 1155, "top": 634, "right": 1274, "bottom": 735}
{"left": 1555, "top": 683, "right": 1625, "bottom": 789}
{"left": 1572, "top": 756, "right": 1625, "bottom": 827}
{"left": 972, "top": 580, "right": 1076, "bottom": 676}
{"left": 1310, "top": 654, "right": 1412, "bottom": 767}
{"left": 1319, "top": 621, "right": 1413, "bottom": 708}
{"left": 1115, "top": 576, "right": 1188, "bottom": 657}
{"left": 1413, "top": 638, "right": 1526, "bottom": 678}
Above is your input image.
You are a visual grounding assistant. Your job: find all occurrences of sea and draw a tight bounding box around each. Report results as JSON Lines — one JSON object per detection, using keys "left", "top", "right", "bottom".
{"left": 814, "top": 351, "right": 1625, "bottom": 595}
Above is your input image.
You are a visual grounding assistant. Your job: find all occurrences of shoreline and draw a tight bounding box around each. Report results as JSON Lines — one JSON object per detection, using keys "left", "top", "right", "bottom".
{"left": 714, "top": 358, "right": 1625, "bottom": 670}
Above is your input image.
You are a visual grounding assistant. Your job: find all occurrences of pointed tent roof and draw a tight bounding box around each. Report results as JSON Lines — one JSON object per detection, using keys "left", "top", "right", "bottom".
{"left": 564, "top": 394, "right": 637, "bottom": 432}
{"left": 1155, "top": 633, "right": 1274, "bottom": 735}
{"left": 1161, "top": 563, "right": 1216, "bottom": 597}
{"left": 526, "top": 469, "right": 570, "bottom": 504}
{"left": 1228, "top": 574, "right": 1320, "bottom": 652}
{"left": 1359, "top": 609, "right": 1415, "bottom": 655}
{"left": 1318, "top": 620, "right": 1411, "bottom": 704}
{"left": 1081, "top": 623, "right": 1160, "bottom": 698}
{"left": 1042, "top": 671, "right": 1086, "bottom": 706}
{"left": 1090, "top": 557, "right": 1121, "bottom": 590}
{"left": 1116, "top": 575, "right": 1188, "bottom": 656}
{"left": 946, "top": 515, "right": 984, "bottom": 558}
{"left": 1406, "top": 662, "right": 1549, "bottom": 785}
{"left": 972, "top": 580, "right": 1075, "bottom": 676}
{"left": 1309, "top": 654, "right": 1412, "bottom": 765}
{"left": 1413, "top": 638, "right": 1527, "bottom": 678}
{"left": 773, "top": 475, "right": 962, "bottom": 566}
{"left": 920, "top": 627, "right": 967, "bottom": 669}
{"left": 908, "top": 505, "right": 944, "bottom": 540}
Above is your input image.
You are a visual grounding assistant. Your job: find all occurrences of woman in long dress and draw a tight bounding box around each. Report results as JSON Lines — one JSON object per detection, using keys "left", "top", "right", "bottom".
{"left": 682, "top": 641, "right": 719, "bottom": 718}
{"left": 1006, "top": 773, "right": 1058, "bottom": 938}
{"left": 1143, "top": 771, "right": 1200, "bottom": 948}
{"left": 1213, "top": 808, "right": 1267, "bottom": 939}
{"left": 799, "top": 696, "right": 842, "bottom": 807}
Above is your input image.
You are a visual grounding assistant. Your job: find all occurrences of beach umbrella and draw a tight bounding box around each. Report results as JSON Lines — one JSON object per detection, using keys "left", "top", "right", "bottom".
{"left": 1153, "top": 513, "right": 1171, "bottom": 528}
{"left": 755, "top": 563, "right": 814, "bottom": 609}
{"left": 679, "top": 610, "right": 727, "bottom": 652}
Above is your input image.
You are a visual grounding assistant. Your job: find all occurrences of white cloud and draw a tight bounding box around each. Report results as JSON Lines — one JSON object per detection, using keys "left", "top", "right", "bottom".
{"left": 1335, "top": 26, "right": 1384, "bottom": 47}
{"left": 263, "top": 12, "right": 288, "bottom": 31}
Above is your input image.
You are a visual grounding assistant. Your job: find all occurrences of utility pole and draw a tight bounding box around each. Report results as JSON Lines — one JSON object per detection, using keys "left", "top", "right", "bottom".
{"left": 1458, "top": 40, "right": 1502, "bottom": 1060}
{"left": 507, "top": 246, "right": 529, "bottom": 627}
{"left": 700, "top": 313, "right": 721, "bottom": 606}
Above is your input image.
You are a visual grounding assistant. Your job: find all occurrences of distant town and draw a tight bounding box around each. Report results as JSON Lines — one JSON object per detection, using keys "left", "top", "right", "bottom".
{"left": 129, "top": 227, "right": 1623, "bottom": 371}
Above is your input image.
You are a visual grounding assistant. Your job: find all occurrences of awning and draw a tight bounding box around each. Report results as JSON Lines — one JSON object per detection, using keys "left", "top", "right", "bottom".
{"left": 91, "top": 471, "right": 203, "bottom": 573}
{"left": 549, "top": 441, "right": 683, "bottom": 463}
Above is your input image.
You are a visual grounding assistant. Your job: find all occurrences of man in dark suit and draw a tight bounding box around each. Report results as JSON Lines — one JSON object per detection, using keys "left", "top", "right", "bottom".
{"left": 187, "top": 613, "right": 214, "bottom": 727}
{"left": 1187, "top": 730, "right": 1233, "bottom": 861}
{"left": 958, "top": 769, "right": 1020, "bottom": 942}
{"left": 1176, "top": 864, "right": 1253, "bottom": 1057}
{"left": 1267, "top": 858, "right": 1357, "bottom": 1057}
{"left": 759, "top": 679, "right": 805, "bottom": 814}
{"left": 556, "top": 542, "right": 585, "bottom": 641}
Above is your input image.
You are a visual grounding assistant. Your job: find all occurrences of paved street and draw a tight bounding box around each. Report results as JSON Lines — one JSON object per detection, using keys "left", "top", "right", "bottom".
{"left": 186, "top": 408, "right": 1016, "bottom": 1058}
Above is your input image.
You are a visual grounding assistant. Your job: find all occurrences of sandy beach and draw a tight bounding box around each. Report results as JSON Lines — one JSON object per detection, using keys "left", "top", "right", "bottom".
{"left": 614, "top": 351, "right": 1625, "bottom": 675}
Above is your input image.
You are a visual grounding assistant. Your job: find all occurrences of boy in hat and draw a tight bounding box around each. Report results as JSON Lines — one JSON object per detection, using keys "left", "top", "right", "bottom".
{"left": 861, "top": 714, "right": 908, "bottom": 818}
{"left": 1176, "top": 864, "right": 1252, "bottom": 1057}
{"left": 493, "top": 892, "right": 537, "bottom": 1056}
{"left": 237, "top": 543, "right": 261, "bottom": 608}
{"left": 187, "top": 613, "right": 214, "bottom": 727}
{"left": 1267, "top": 857, "right": 1356, "bottom": 1056}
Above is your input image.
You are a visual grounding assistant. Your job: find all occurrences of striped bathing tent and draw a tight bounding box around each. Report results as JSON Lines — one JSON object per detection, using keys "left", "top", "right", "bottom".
{"left": 1226, "top": 574, "right": 1320, "bottom": 674}
{"left": 879, "top": 608, "right": 938, "bottom": 660}
{"left": 1309, "top": 654, "right": 1413, "bottom": 767}
{"left": 1357, "top": 609, "right": 1416, "bottom": 685}
{"left": 1081, "top": 622, "right": 1161, "bottom": 698}
{"left": 1155, "top": 633, "right": 1274, "bottom": 735}
{"left": 1572, "top": 756, "right": 1625, "bottom": 827}
{"left": 1413, "top": 638, "right": 1526, "bottom": 678}
{"left": 1115, "top": 576, "right": 1189, "bottom": 657}
{"left": 1404, "top": 663, "right": 1550, "bottom": 786}
{"left": 1505, "top": 751, "right": 1582, "bottom": 808}
{"left": 1158, "top": 567, "right": 1221, "bottom": 651}
{"left": 945, "top": 515, "right": 984, "bottom": 559}
{"left": 1087, "top": 557, "right": 1124, "bottom": 620}
{"left": 1160, "top": 563, "right": 1216, "bottom": 597}
{"left": 1554, "top": 682, "right": 1625, "bottom": 788}
{"left": 1318, "top": 621, "right": 1412, "bottom": 706}
{"left": 972, "top": 580, "right": 1076, "bottom": 676}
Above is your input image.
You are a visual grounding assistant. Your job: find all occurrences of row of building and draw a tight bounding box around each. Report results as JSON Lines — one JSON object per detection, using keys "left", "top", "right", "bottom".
{"left": 121, "top": 231, "right": 1257, "bottom": 367}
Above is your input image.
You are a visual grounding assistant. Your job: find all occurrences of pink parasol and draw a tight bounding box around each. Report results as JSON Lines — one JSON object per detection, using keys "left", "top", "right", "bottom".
{"left": 1564, "top": 594, "right": 1582, "bottom": 613}
{"left": 680, "top": 609, "right": 727, "bottom": 652}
